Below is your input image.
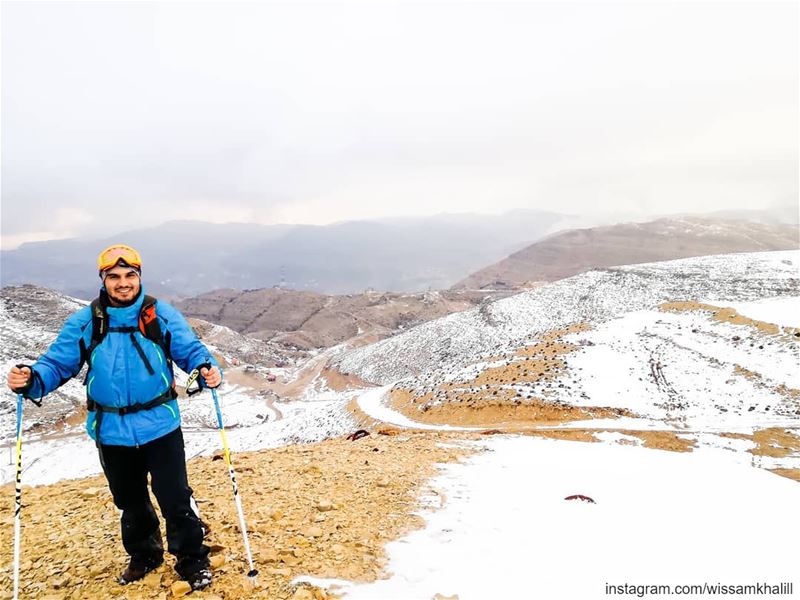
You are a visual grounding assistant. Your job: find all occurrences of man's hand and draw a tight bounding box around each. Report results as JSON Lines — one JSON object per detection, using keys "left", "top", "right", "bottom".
{"left": 7, "top": 366, "right": 31, "bottom": 392}
{"left": 200, "top": 366, "right": 222, "bottom": 389}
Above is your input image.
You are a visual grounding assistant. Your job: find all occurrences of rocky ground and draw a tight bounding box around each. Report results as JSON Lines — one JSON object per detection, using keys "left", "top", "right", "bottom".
{"left": 0, "top": 429, "right": 475, "bottom": 600}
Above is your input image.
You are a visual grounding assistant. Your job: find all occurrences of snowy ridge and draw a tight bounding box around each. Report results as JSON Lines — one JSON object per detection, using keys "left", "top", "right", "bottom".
{"left": 336, "top": 251, "right": 799, "bottom": 384}
{"left": 559, "top": 305, "right": 799, "bottom": 429}
{"left": 0, "top": 286, "right": 89, "bottom": 434}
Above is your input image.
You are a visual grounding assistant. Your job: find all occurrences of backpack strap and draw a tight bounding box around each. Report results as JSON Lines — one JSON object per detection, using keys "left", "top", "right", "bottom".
{"left": 79, "top": 293, "right": 173, "bottom": 384}
{"left": 79, "top": 297, "right": 108, "bottom": 383}
{"left": 139, "top": 295, "right": 173, "bottom": 371}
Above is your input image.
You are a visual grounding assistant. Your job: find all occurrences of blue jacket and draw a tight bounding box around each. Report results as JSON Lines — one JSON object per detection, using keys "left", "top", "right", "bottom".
{"left": 23, "top": 288, "right": 221, "bottom": 446}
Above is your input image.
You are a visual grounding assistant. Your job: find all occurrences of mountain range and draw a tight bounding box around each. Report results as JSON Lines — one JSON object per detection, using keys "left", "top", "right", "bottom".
{"left": 454, "top": 217, "right": 799, "bottom": 289}
{"left": 0, "top": 210, "right": 567, "bottom": 298}
{"left": 2, "top": 207, "right": 796, "bottom": 299}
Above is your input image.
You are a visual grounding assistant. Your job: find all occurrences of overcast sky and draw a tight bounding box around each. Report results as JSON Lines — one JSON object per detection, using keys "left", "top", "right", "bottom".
{"left": 1, "top": 1, "right": 797, "bottom": 249}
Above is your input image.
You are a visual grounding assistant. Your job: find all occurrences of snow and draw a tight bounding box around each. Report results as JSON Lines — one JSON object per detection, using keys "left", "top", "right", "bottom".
{"left": 357, "top": 386, "right": 480, "bottom": 432}
{"left": 716, "top": 295, "right": 800, "bottom": 329}
{"left": 337, "top": 250, "right": 800, "bottom": 384}
{"left": 302, "top": 436, "right": 800, "bottom": 600}
{"left": 560, "top": 306, "right": 800, "bottom": 430}
{"left": 0, "top": 384, "right": 361, "bottom": 486}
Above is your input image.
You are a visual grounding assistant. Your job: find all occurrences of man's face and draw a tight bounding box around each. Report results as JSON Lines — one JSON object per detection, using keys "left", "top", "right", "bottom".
{"left": 103, "top": 265, "right": 141, "bottom": 305}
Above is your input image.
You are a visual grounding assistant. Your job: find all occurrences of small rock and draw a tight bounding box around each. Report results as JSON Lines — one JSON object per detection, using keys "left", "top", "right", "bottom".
{"left": 281, "top": 553, "right": 301, "bottom": 566}
{"left": 170, "top": 580, "right": 192, "bottom": 597}
{"left": 267, "top": 567, "right": 292, "bottom": 577}
{"left": 209, "top": 554, "right": 225, "bottom": 569}
{"left": 316, "top": 500, "right": 336, "bottom": 512}
{"left": 259, "top": 549, "right": 280, "bottom": 563}
{"left": 88, "top": 564, "right": 106, "bottom": 578}
{"left": 377, "top": 478, "right": 391, "bottom": 487}
{"left": 270, "top": 509, "right": 285, "bottom": 520}
{"left": 143, "top": 571, "right": 162, "bottom": 587}
{"left": 291, "top": 589, "right": 314, "bottom": 600}
{"left": 313, "top": 514, "right": 327, "bottom": 523}
{"left": 80, "top": 487, "right": 104, "bottom": 498}
{"left": 306, "top": 526, "right": 324, "bottom": 538}
{"left": 331, "top": 543, "right": 346, "bottom": 555}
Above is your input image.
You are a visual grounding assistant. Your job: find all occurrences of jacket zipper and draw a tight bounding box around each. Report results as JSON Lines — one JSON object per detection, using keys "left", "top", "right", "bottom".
{"left": 122, "top": 328, "right": 140, "bottom": 447}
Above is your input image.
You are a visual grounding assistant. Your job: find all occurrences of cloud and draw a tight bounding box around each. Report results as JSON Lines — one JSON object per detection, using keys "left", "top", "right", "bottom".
{"left": 1, "top": 2, "right": 797, "bottom": 247}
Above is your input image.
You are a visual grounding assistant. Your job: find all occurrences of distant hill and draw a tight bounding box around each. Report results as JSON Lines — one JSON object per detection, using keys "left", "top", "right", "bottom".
{"left": 176, "top": 287, "right": 503, "bottom": 350}
{"left": 0, "top": 210, "right": 567, "bottom": 298}
{"left": 453, "top": 218, "right": 799, "bottom": 290}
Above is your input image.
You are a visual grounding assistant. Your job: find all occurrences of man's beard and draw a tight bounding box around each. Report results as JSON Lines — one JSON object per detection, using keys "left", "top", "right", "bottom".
{"left": 108, "top": 287, "right": 142, "bottom": 307}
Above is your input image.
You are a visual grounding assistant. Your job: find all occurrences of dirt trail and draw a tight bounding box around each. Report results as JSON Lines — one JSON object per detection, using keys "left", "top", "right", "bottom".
{"left": 276, "top": 336, "right": 379, "bottom": 401}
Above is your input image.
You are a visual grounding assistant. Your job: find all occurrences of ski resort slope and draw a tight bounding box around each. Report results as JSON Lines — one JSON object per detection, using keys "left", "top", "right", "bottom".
{"left": 307, "top": 435, "right": 800, "bottom": 600}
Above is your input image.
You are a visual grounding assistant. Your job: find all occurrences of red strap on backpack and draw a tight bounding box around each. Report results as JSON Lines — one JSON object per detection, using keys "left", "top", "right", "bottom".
{"left": 139, "top": 302, "right": 157, "bottom": 337}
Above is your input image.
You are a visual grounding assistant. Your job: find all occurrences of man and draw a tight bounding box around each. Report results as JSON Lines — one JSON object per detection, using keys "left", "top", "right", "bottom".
{"left": 7, "top": 244, "right": 222, "bottom": 591}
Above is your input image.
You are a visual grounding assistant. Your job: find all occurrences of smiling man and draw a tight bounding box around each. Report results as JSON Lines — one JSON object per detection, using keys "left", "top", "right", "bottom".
{"left": 7, "top": 244, "right": 222, "bottom": 591}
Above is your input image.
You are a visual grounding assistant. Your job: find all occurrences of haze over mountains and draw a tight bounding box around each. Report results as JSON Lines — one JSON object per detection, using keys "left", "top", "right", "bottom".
{"left": 1, "top": 207, "right": 796, "bottom": 300}
{"left": 0, "top": 210, "right": 567, "bottom": 299}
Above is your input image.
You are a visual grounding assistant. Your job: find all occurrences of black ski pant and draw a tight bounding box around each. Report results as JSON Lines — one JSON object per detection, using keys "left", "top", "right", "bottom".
{"left": 99, "top": 427, "right": 209, "bottom": 578}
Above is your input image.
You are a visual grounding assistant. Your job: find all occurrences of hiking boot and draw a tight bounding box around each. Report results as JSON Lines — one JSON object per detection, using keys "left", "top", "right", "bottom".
{"left": 118, "top": 555, "right": 163, "bottom": 584}
{"left": 186, "top": 567, "right": 213, "bottom": 590}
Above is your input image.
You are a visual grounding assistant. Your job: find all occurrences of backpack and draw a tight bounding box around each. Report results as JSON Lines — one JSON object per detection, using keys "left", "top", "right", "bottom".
{"left": 79, "top": 293, "right": 173, "bottom": 380}
{"left": 78, "top": 293, "right": 180, "bottom": 446}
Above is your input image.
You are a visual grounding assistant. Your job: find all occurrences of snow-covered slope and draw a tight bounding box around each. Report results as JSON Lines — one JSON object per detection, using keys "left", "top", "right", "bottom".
{"left": 0, "top": 286, "right": 88, "bottom": 429}
{"left": 312, "top": 435, "right": 800, "bottom": 600}
{"left": 336, "top": 251, "right": 799, "bottom": 383}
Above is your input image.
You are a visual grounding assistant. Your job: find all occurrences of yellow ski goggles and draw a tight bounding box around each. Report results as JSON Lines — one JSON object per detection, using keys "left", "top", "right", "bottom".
{"left": 97, "top": 244, "right": 142, "bottom": 272}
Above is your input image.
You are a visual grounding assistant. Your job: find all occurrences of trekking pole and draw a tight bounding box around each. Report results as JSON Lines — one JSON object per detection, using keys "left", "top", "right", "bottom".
{"left": 210, "top": 387, "right": 258, "bottom": 583}
{"left": 12, "top": 393, "right": 23, "bottom": 600}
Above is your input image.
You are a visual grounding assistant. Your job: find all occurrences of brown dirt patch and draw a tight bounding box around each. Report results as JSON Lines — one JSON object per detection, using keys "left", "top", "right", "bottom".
{"left": 659, "top": 301, "right": 799, "bottom": 338}
{"left": 721, "top": 428, "right": 800, "bottom": 459}
{"left": 0, "top": 432, "right": 474, "bottom": 600}
{"left": 727, "top": 369, "right": 800, "bottom": 404}
{"left": 471, "top": 354, "right": 568, "bottom": 387}
{"left": 733, "top": 365, "right": 762, "bottom": 381}
{"left": 320, "top": 366, "right": 376, "bottom": 393}
{"left": 390, "top": 323, "right": 633, "bottom": 428}
{"left": 389, "top": 387, "right": 628, "bottom": 428}
{"left": 482, "top": 323, "right": 591, "bottom": 363}
{"left": 769, "top": 468, "right": 800, "bottom": 483}
{"left": 620, "top": 430, "right": 696, "bottom": 453}
{"left": 521, "top": 428, "right": 600, "bottom": 443}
